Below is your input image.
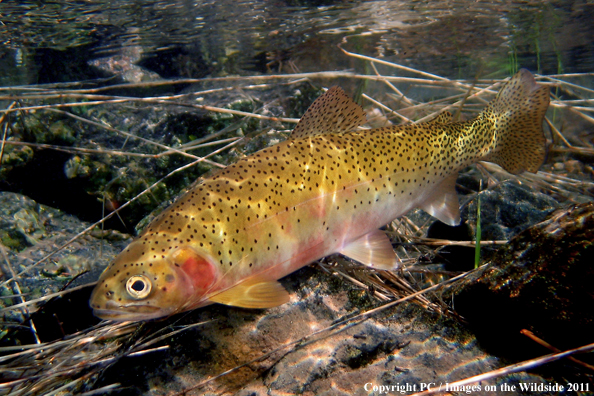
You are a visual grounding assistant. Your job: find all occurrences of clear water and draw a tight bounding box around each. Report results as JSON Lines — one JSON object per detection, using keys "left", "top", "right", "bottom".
{"left": 1, "top": 0, "right": 593, "bottom": 86}
{"left": 1, "top": 2, "right": 593, "bottom": 394}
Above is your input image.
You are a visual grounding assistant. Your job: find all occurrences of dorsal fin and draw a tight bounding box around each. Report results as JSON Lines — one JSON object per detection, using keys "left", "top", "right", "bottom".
{"left": 290, "top": 86, "right": 367, "bottom": 139}
{"left": 421, "top": 111, "right": 453, "bottom": 125}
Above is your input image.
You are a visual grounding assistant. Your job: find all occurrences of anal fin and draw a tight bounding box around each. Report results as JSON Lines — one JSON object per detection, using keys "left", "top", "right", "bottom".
{"left": 419, "top": 172, "right": 461, "bottom": 226}
{"left": 208, "top": 277, "right": 290, "bottom": 309}
{"left": 339, "top": 229, "right": 400, "bottom": 270}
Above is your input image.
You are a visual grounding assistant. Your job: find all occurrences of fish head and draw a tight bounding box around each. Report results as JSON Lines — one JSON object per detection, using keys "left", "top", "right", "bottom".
{"left": 90, "top": 238, "right": 218, "bottom": 321}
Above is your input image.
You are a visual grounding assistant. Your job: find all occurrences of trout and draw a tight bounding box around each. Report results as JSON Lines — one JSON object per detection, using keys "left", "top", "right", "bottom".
{"left": 90, "top": 69, "right": 549, "bottom": 321}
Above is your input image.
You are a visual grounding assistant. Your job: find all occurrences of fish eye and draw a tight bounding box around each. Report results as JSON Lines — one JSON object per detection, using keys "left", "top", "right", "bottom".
{"left": 126, "top": 275, "right": 152, "bottom": 299}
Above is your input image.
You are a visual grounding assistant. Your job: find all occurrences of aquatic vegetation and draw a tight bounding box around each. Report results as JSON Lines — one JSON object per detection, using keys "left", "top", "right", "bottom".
{"left": 0, "top": 145, "right": 34, "bottom": 178}
{"left": 474, "top": 187, "right": 481, "bottom": 269}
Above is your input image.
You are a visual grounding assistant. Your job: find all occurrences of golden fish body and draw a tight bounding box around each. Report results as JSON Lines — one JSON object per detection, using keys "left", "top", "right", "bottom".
{"left": 90, "top": 69, "right": 549, "bottom": 321}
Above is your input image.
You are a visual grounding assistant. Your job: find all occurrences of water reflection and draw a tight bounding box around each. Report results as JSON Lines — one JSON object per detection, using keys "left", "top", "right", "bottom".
{"left": 0, "top": 1, "right": 592, "bottom": 85}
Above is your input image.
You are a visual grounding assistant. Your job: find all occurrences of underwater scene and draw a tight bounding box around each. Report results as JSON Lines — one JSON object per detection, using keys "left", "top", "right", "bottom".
{"left": 1, "top": 1, "right": 593, "bottom": 395}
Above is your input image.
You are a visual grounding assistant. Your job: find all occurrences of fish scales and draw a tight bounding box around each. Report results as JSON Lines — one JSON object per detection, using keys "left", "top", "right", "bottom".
{"left": 90, "top": 69, "right": 550, "bottom": 321}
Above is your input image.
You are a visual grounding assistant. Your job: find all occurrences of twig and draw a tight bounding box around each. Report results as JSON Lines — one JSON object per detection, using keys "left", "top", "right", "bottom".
{"left": 0, "top": 102, "right": 17, "bottom": 164}
{"left": 0, "top": 246, "right": 40, "bottom": 344}
{"left": 521, "top": 329, "right": 594, "bottom": 371}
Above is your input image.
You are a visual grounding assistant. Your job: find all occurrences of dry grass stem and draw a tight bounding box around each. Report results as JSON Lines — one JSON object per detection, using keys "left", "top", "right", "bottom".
{"left": 521, "top": 330, "right": 594, "bottom": 371}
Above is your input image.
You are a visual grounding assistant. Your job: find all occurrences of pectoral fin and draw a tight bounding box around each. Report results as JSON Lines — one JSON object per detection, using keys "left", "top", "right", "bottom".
{"left": 339, "top": 229, "right": 400, "bottom": 270}
{"left": 419, "top": 172, "right": 461, "bottom": 226}
{"left": 208, "top": 277, "right": 290, "bottom": 308}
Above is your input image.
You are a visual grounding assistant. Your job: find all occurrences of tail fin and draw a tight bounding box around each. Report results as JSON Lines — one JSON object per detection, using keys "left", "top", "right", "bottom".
{"left": 482, "top": 69, "right": 549, "bottom": 174}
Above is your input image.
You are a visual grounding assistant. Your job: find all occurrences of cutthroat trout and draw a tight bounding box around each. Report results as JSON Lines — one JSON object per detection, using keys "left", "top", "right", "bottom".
{"left": 90, "top": 69, "right": 549, "bottom": 321}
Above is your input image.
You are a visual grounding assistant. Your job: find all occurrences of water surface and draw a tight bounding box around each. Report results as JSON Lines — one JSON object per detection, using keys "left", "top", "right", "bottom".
{"left": 1, "top": 0, "right": 593, "bottom": 86}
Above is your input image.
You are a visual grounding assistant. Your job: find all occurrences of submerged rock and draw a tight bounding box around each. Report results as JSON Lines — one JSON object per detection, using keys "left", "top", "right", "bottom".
{"left": 95, "top": 266, "right": 584, "bottom": 395}
{"left": 448, "top": 202, "right": 594, "bottom": 363}
{"left": 462, "top": 180, "right": 560, "bottom": 241}
{"left": 0, "top": 192, "right": 131, "bottom": 343}
{"left": 96, "top": 266, "right": 551, "bottom": 395}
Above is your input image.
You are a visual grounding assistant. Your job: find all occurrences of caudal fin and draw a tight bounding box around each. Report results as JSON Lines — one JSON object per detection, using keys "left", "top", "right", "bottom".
{"left": 482, "top": 69, "right": 549, "bottom": 174}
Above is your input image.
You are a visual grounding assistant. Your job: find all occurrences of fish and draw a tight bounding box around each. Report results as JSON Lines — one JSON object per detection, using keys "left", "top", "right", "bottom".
{"left": 90, "top": 69, "right": 549, "bottom": 321}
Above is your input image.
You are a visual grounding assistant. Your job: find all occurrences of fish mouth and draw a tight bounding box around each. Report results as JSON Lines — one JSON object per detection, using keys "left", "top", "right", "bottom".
{"left": 92, "top": 301, "right": 175, "bottom": 322}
